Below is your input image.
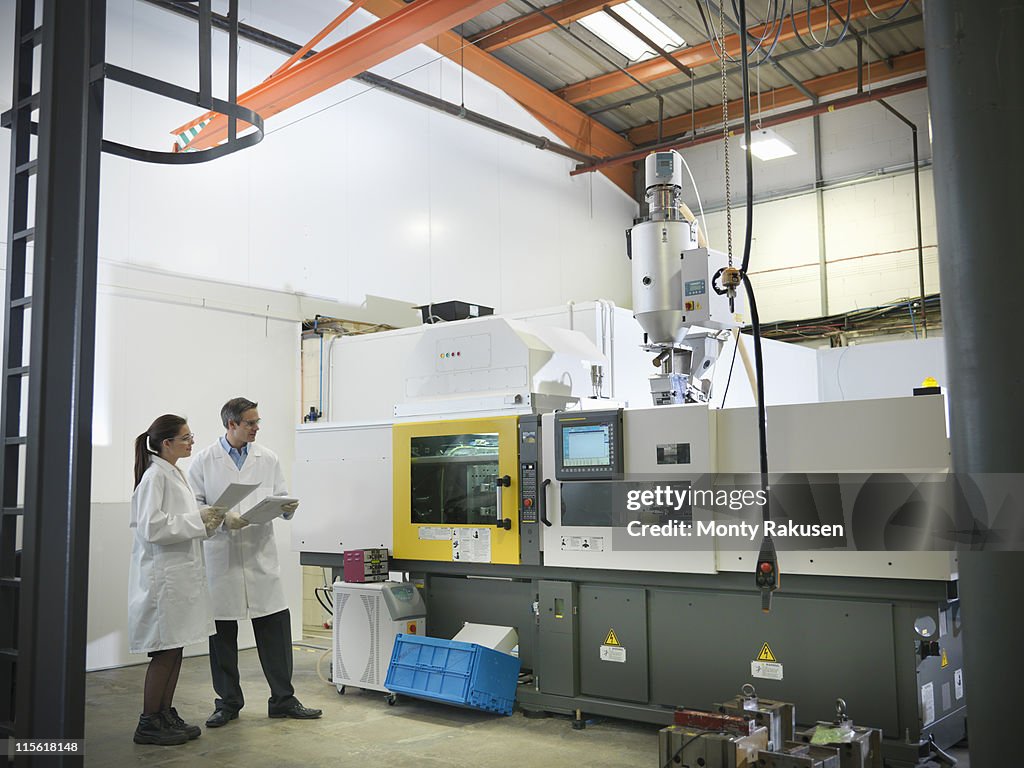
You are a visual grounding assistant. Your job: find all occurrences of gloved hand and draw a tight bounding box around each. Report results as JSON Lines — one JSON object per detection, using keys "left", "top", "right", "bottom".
{"left": 225, "top": 511, "right": 250, "bottom": 530}
{"left": 281, "top": 501, "right": 299, "bottom": 519}
{"left": 200, "top": 506, "right": 225, "bottom": 532}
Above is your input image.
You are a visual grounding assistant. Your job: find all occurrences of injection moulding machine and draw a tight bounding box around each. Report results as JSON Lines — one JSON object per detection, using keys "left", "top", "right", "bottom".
{"left": 294, "top": 152, "right": 965, "bottom": 763}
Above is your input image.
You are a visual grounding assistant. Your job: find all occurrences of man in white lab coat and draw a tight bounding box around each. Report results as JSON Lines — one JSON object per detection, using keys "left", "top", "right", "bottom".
{"left": 189, "top": 397, "right": 322, "bottom": 727}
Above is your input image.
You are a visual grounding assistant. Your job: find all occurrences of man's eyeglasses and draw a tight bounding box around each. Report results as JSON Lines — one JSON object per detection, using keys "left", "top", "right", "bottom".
{"left": 240, "top": 419, "right": 261, "bottom": 428}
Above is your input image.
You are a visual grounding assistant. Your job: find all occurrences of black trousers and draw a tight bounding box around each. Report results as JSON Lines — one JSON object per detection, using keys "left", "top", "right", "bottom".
{"left": 209, "top": 608, "right": 296, "bottom": 714}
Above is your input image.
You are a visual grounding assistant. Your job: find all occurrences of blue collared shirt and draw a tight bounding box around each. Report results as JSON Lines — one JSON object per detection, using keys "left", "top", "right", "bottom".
{"left": 220, "top": 435, "right": 249, "bottom": 470}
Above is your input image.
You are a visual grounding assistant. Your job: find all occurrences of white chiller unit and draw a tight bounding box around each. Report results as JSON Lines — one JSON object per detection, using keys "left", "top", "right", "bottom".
{"left": 332, "top": 581, "right": 426, "bottom": 695}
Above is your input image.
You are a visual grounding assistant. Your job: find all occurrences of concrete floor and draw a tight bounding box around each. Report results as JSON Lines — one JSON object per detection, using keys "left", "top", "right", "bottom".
{"left": 84, "top": 640, "right": 660, "bottom": 768}
{"left": 84, "top": 638, "right": 970, "bottom": 768}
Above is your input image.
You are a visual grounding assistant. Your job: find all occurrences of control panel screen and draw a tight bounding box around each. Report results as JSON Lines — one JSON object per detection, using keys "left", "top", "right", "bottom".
{"left": 555, "top": 410, "right": 623, "bottom": 481}
{"left": 562, "top": 425, "right": 611, "bottom": 467}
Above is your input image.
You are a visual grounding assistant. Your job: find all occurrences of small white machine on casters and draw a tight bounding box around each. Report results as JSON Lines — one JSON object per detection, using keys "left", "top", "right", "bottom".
{"left": 332, "top": 581, "right": 426, "bottom": 704}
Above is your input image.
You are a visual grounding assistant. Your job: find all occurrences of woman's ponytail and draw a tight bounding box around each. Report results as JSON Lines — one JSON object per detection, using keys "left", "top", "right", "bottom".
{"left": 133, "top": 432, "right": 152, "bottom": 489}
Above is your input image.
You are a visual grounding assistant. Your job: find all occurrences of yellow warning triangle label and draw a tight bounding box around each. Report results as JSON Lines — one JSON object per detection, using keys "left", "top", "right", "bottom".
{"left": 604, "top": 629, "right": 620, "bottom": 646}
{"left": 941, "top": 649, "right": 948, "bottom": 668}
{"left": 757, "top": 643, "right": 777, "bottom": 662}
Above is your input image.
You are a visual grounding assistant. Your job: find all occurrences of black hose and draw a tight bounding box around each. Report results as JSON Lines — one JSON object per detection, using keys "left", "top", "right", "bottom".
{"left": 742, "top": 274, "right": 771, "bottom": 523}
{"left": 315, "top": 587, "right": 333, "bottom": 617}
{"left": 738, "top": 0, "right": 770, "bottom": 528}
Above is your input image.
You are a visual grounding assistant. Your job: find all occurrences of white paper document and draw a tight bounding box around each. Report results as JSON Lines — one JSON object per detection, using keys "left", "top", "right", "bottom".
{"left": 211, "top": 482, "right": 260, "bottom": 511}
{"left": 241, "top": 495, "right": 298, "bottom": 524}
{"left": 451, "top": 527, "right": 491, "bottom": 563}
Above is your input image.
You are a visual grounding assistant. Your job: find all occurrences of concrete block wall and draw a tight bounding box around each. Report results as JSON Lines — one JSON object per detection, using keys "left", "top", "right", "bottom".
{"left": 302, "top": 566, "right": 332, "bottom": 630}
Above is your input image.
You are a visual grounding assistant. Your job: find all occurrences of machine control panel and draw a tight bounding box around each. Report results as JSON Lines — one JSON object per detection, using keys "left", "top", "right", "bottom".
{"left": 519, "top": 416, "right": 543, "bottom": 524}
{"left": 555, "top": 409, "right": 624, "bottom": 481}
{"left": 518, "top": 415, "right": 544, "bottom": 566}
{"left": 521, "top": 463, "right": 539, "bottom": 522}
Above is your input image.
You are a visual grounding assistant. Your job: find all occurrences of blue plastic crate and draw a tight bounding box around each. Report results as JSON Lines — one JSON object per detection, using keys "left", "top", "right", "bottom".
{"left": 385, "top": 634, "right": 520, "bottom": 715}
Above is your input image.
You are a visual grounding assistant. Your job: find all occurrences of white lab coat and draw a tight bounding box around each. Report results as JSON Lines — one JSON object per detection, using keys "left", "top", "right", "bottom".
{"left": 188, "top": 440, "right": 289, "bottom": 620}
{"left": 127, "top": 456, "right": 215, "bottom": 654}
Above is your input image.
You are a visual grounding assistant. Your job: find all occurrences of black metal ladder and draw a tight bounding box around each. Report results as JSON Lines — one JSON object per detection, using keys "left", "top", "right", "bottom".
{"left": 0, "top": 0, "right": 41, "bottom": 741}
{"left": 0, "top": 2, "right": 106, "bottom": 761}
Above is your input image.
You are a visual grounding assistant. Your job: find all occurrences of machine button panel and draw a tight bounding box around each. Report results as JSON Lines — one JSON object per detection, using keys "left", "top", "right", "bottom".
{"left": 520, "top": 462, "right": 538, "bottom": 522}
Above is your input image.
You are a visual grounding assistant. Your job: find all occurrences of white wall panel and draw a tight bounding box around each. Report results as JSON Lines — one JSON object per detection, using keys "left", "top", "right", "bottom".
{"left": 818, "top": 337, "right": 947, "bottom": 403}
{"left": 78, "top": 0, "right": 639, "bottom": 312}
{"left": 79, "top": 267, "right": 302, "bottom": 670}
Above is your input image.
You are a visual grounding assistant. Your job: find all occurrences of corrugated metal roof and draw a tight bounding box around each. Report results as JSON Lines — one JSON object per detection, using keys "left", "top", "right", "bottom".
{"left": 460, "top": 0, "right": 924, "bottom": 140}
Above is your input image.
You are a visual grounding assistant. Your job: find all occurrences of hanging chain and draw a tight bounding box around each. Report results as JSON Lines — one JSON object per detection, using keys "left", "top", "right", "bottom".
{"left": 720, "top": 0, "right": 733, "bottom": 268}
{"left": 756, "top": 65, "right": 762, "bottom": 129}
{"left": 460, "top": 24, "right": 466, "bottom": 110}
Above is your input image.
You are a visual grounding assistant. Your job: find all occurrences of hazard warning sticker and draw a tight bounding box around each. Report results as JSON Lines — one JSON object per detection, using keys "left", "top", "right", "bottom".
{"left": 600, "top": 628, "right": 625, "bottom": 662}
{"left": 941, "top": 649, "right": 949, "bottom": 668}
{"left": 600, "top": 645, "right": 626, "bottom": 663}
{"left": 751, "top": 642, "right": 782, "bottom": 680}
{"left": 751, "top": 660, "right": 783, "bottom": 680}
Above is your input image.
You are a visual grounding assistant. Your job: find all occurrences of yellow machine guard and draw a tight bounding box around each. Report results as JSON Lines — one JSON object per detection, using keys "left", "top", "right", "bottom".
{"left": 392, "top": 416, "right": 520, "bottom": 565}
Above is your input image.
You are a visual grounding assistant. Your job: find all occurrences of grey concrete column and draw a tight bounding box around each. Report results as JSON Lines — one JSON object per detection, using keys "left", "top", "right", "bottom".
{"left": 924, "top": 1, "right": 1024, "bottom": 764}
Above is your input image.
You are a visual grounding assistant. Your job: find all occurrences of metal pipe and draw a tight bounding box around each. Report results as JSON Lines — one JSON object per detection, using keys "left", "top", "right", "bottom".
{"left": 878, "top": 98, "right": 926, "bottom": 337}
{"left": 813, "top": 115, "right": 828, "bottom": 316}
{"left": 856, "top": 35, "right": 863, "bottom": 92}
{"left": 572, "top": 76, "right": 927, "bottom": 175}
{"left": 924, "top": 2, "right": 1024, "bottom": 765}
{"left": 356, "top": 71, "right": 596, "bottom": 163}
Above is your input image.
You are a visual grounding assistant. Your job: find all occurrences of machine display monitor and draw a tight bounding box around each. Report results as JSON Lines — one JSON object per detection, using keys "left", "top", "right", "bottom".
{"left": 555, "top": 410, "right": 623, "bottom": 481}
{"left": 562, "top": 425, "right": 611, "bottom": 467}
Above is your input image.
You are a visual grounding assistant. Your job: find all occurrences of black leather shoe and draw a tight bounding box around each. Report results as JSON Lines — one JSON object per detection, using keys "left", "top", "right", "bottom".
{"left": 268, "top": 702, "right": 322, "bottom": 720}
{"left": 205, "top": 709, "right": 238, "bottom": 728}
{"left": 165, "top": 708, "right": 201, "bottom": 739}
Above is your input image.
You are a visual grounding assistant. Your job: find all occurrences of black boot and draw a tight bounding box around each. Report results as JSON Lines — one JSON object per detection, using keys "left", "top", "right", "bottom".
{"left": 164, "top": 708, "right": 201, "bottom": 740}
{"left": 133, "top": 712, "right": 188, "bottom": 746}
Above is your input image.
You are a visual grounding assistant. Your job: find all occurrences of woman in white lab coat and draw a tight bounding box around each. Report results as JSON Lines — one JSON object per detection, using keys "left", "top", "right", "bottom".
{"left": 128, "top": 414, "right": 225, "bottom": 746}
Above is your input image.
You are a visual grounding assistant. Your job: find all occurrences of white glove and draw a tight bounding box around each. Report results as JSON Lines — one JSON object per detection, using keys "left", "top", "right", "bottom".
{"left": 225, "top": 511, "right": 250, "bottom": 530}
{"left": 281, "top": 501, "right": 299, "bottom": 519}
{"left": 200, "top": 506, "right": 225, "bottom": 532}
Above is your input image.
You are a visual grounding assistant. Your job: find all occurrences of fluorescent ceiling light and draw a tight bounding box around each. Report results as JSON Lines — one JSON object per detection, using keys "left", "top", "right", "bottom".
{"left": 740, "top": 128, "right": 797, "bottom": 161}
{"left": 577, "top": 1, "right": 685, "bottom": 62}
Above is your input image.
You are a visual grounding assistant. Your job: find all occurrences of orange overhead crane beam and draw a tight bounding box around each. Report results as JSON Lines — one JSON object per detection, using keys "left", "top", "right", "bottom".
{"left": 628, "top": 49, "right": 926, "bottom": 145}
{"left": 172, "top": 0, "right": 509, "bottom": 152}
{"left": 359, "top": 0, "right": 636, "bottom": 195}
{"left": 557, "top": 0, "right": 909, "bottom": 104}
{"left": 467, "top": 0, "right": 629, "bottom": 52}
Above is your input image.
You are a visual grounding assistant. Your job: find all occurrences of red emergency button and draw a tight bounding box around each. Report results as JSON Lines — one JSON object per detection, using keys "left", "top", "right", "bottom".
{"left": 760, "top": 562, "right": 773, "bottom": 573}
{"left": 524, "top": 498, "right": 533, "bottom": 508}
